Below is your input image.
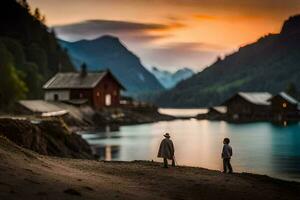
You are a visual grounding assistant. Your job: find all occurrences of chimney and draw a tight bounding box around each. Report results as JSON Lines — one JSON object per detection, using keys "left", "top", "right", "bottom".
{"left": 80, "top": 63, "right": 87, "bottom": 77}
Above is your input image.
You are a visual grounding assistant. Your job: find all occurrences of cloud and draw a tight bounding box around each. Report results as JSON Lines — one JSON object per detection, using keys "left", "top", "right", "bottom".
{"left": 194, "top": 14, "right": 216, "bottom": 21}
{"left": 53, "top": 19, "right": 226, "bottom": 71}
{"left": 55, "top": 19, "right": 168, "bottom": 32}
{"left": 161, "top": 42, "right": 225, "bottom": 52}
{"left": 137, "top": 42, "right": 224, "bottom": 71}
{"left": 53, "top": 19, "right": 218, "bottom": 71}
{"left": 53, "top": 19, "right": 185, "bottom": 41}
{"left": 30, "top": 0, "right": 300, "bottom": 71}
{"left": 162, "top": 0, "right": 300, "bottom": 13}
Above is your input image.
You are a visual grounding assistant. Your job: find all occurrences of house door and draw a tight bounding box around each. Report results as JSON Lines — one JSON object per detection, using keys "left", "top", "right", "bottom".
{"left": 105, "top": 94, "right": 112, "bottom": 106}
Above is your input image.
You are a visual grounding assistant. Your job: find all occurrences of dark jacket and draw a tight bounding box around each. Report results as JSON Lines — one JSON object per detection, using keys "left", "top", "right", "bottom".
{"left": 157, "top": 138, "right": 175, "bottom": 159}
{"left": 222, "top": 144, "right": 232, "bottom": 159}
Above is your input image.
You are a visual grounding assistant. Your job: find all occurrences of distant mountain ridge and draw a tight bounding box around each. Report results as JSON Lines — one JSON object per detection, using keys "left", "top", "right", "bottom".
{"left": 59, "top": 36, "right": 164, "bottom": 95}
{"left": 155, "top": 15, "right": 300, "bottom": 107}
{"left": 150, "top": 67, "right": 194, "bottom": 89}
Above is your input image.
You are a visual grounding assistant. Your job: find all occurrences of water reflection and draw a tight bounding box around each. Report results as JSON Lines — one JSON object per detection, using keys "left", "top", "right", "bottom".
{"left": 84, "top": 124, "right": 120, "bottom": 133}
{"left": 91, "top": 145, "right": 120, "bottom": 161}
{"left": 80, "top": 120, "right": 300, "bottom": 181}
{"left": 269, "top": 124, "right": 300, "bottom": 180}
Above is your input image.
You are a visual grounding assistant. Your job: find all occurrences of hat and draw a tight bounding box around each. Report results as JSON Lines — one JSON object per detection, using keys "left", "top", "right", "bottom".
{"left": 164, "top": 133, "right": 170, "bottom": 138}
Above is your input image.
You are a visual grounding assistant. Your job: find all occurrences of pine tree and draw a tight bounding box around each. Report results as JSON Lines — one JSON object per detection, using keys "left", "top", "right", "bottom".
{"left": 285, "top": 82, "right": 297, "bottom": 98}
{"left": 0, "top": 43, "right": 27, "bottom": 110}
{"left": 34, "top": 8, "right": 41, "bottom": 21}
{"left": 18, "top": 0, "right": 30, "bottom": 12}
{"left": 41, "top": 15, "right": 46, "bottom": 24}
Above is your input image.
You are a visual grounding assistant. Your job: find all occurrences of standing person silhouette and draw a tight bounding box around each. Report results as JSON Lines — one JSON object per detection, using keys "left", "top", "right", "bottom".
{"left": 222, "top": 138, "right": 233, "bottom": 173}
{"left": 157, "top": 133, "right": 175, "bottom": 168}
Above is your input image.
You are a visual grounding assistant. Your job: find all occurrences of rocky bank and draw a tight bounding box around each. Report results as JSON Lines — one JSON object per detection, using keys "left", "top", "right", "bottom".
{"left": 0, "top": 118, "right": 93, "bottom": 159}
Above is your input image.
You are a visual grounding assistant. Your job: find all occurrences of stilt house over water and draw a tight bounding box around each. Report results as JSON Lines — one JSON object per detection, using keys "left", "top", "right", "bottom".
{"left": 43, "top": 68, "right": 125, "bottom": 109}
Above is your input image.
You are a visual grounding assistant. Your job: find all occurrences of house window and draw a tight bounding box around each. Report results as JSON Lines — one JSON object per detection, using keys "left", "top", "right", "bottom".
{"left": 113, "top": 90, "right": 117, "bottom": 96}
{"left": 282, "top": 102, "right": 287, "bottom": 108}
{"left": 54, "top": 94, "right": 59, "bottom": 101}
{"left": 80, "top": 93, "right": 83, "bottom": 98}
{"left": 96, "top": 92, "right": 100, "bottom": 97}
{"left": 105, "top": 94, "right": 112, "bottom": 106}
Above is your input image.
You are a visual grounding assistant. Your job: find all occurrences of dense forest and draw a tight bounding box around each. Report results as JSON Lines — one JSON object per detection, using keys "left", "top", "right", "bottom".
{"left": 0, "top": 0, "right": 75, "bottom": 110}
{"left": 155, "top": 15, "right": 300, "bottom": 107}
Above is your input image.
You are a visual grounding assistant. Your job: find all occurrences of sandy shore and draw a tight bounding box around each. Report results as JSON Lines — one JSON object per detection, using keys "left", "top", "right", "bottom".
{"left": 0, "top": 137, "right": 299, "bottom": 200}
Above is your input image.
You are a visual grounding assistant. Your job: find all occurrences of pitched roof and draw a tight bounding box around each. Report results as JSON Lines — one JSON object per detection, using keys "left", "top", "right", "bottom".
{"left": 43, "top": 71, "right": 125, "bottom": 90}
{"left": 237, "top": 92, "right": 272, "bottom": 106}
{"left": 212, "top": 106, "right": 227, "bottom": 114}
{"left": 43, "top": 72, "right": 106, "bottom": 89}
{"left": 275, "top": 92, "right": 298, "bottom": 105}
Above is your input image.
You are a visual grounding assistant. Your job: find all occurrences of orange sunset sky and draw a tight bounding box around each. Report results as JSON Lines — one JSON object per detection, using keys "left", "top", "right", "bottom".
{"left": 28, "top": 0, "right": 300, "bottom": 71}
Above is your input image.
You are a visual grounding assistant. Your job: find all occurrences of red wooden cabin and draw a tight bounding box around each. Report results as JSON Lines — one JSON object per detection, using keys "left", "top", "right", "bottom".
{"left": 43, "top": 70, "right": 125, "bottom": 109}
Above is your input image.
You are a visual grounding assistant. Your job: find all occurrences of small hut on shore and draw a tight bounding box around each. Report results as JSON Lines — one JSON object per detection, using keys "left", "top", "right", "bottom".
{"left": 268, "top": 92, "right": 299, "bottom": 121}
{"left": 221, "top": 92, "right": 272, "bottom": 121}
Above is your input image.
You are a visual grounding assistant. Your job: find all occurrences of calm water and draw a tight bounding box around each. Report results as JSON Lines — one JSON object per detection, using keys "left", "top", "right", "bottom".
{"left": 79, "top": 109, "right": 300, "bottom": 182}
{"left": 158, "top": 108, "right": 207, "bottom": 117}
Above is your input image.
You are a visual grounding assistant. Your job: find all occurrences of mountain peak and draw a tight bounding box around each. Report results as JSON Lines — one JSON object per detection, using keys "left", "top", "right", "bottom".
{"left": 58, "top": 36, "right": 164, "bottom": 94}
{"left": 95, "top": 35, "right": 120, "bottom": 42}
{"left": 152, "top": 66, "right": 159, "bottom": 71}
{"left": 72, "top": 35, "right": 121, "bottom": 45}
{"left": 150, "top": 67, "right": 194, "bottom": 89}
{"left": 281, "top": 14, "right": 300, "bottom": 35}
{"left": 175, "top": 67, "right": 194, "bottom": 74}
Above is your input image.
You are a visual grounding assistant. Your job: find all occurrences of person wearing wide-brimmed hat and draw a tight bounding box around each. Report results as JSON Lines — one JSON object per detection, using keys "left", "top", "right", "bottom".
{"left": 157, "top": 133, "right": 175, "bottom": 168}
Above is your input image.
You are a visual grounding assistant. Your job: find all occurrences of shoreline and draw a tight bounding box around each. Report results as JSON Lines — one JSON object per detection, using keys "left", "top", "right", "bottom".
{"left": 0, "top": 115, "right": 299, "bottom": 189}
{"left": 0, "top": 136, "right": 299, "bottom": 200}
{"left": 77, "top": 119, "right": 300, "bottom": 184}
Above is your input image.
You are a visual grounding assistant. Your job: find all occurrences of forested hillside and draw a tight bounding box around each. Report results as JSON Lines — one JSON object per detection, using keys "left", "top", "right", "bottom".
{"left": 0, "top": 0, "right": 75, "bottom": 110}
{"left": 155, "top": 15, "right": 300, "bottom": 107}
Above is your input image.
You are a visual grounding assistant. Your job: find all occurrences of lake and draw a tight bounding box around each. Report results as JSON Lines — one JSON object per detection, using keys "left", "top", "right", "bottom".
{"left": 158, "top": 108, "right": 207, "bottom": 117}
{"left": 79, "top": 109, "right": 300, "bottom": 182}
